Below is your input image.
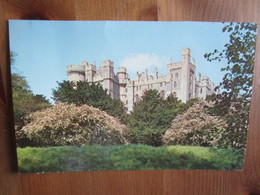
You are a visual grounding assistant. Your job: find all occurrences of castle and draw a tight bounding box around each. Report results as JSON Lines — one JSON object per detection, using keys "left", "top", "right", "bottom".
{"left": 66, "top": 48, "right": 216, "bottom": 112}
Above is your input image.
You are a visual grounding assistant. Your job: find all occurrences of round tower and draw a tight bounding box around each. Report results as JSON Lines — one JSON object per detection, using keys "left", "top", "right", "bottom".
{"left": 117, "top": 67, "right": 127, "bottom": 84}
{"left": 66, "top": 65, "right": 85, "bottom": 82}
{"left": 202, "top": 76, "right": 209, "bottom": 82}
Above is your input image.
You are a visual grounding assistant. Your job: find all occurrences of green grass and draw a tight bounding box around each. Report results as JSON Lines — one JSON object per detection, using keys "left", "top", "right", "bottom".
{"left": 17, "top": 145, "right": 244, "bottom": 173}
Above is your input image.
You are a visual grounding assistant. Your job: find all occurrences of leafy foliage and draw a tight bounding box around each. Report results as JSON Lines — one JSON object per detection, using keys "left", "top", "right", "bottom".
{"left": 12, "top": 73, "right": 33, "bottom": 125}
{"left": 127, "top": 90, "right": 187, "bottom": 146}
{"left": 21, "top": 103, "right": 129, "bottom": 146}
{"left": 17, "top": 145, "right": 244, "bottom": 173}
{"left": 52, "top": 80, "right": 127, "bottom": 122}
{"left": 163, "top": 100, "right": 227, "bottom": 147}
{"left": 204, "top": 23, "right": 257, "bottom": 149}
{"left": 12, "top": 73, "right": 51, "bottom": 125}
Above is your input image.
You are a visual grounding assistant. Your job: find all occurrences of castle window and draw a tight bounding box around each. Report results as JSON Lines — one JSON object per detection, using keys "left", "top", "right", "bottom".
{"left": 175, "top": 73, "right": 179, "bottom": 78}
{"left": 174, "top": 81, "right": 177, "bottom": 88}
{"left": 173, "top": 92, "right": 177, "bottom": 97}
{"left": 200, "top": 88, "right": 203, "bottom": 93}
{"left": 160, "top": 82, "right": 162, "bottom": 87}
{"left": 135, "top": 94, "right": 139, "bottom": 102}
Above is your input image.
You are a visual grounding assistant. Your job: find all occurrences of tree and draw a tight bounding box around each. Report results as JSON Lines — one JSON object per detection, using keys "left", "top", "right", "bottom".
{"left": 52, "top": 80, "right": 127, "bottom": 122}
{"left": 127, "top": 90, "right": 165, "bottom": 146}
{"left": 22, "top": 103, "right": 129, "bottom": 146}
{"left": 127, "top": 90, "right": 186, "bottom": 146}
{"left": 204, "top": 22, "right": 257, "bottom": 149}
{"left": 11, "top": 73, "right": 33, "bottom": 125}
{"left": 163, "top": 100, "right": 226, "bottom": 147}
{"left": 10, "top": 52, "right": 52, "bottom": 146}
{"left": 11, "top": 51, "right": 52, "bottom": 125}
{"left": 52, "top": 80, "right": 126, "bottom": 119}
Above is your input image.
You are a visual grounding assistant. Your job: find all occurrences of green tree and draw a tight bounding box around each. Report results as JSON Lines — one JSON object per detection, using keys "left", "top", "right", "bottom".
{"left": 52, "top": 80, "right": 127, "bottom": 122}
{"left": 12, "top": 73, "right": 33, "bottom": 125}
{"left": 12, "top": 74, "right": 52, "bottom": 147}
{"left": 11, "top": 51, "right": 52, "bottom": 125}
{"left": 204, "top": 22, "right": 257, "bottom": 149}
{"left": 10, "top": 51, "right": 52, "bottom": 146}
{"left": 127, "top": 90, "right": 197, "bottom": 146}
{"left": 127, "top": 90, "right": 165, "bottom": 146}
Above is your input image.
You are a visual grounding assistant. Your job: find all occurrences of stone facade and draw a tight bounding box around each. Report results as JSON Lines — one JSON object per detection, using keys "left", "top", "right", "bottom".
{"left": 67, "top": 48, "right": 216, "bottom": 112}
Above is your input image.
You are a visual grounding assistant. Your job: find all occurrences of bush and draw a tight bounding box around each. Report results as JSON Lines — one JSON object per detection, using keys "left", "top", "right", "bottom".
{"left": 163, "top": 100, "right": 227, "bottom": 147}
{"left": 17, "top": 145, "right": 244, "bottom": 173}
{"left": 21, "top": 103, "right": 129, "bottom": 146}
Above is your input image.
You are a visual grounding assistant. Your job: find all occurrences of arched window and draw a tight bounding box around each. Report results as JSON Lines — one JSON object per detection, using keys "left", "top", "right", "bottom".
{"left": 175, "top": 72, "right": 179, "bottom": 78}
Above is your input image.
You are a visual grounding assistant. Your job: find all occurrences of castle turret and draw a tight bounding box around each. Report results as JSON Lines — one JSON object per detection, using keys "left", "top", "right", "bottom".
{"left": 182, "top": 48, "right": 191, "bottom": 63}
{"left": 154, "top": 67, "right": 158, "bottom": 79}
{"left": 117, "top": 67, "right": 127, "bottom": 84}
{"left": 101, "top": 60, "right": 118, "bottom": 98}
{"left": 117, "top": 67, "right": 128, "bottom": 105}
{"left": 180, "top": 48, "right": 196, "bottom": 101}
{"left": 102, "top": 60, "right": 114, "bottom": 79}
{"left": 67, "top": 65, "right": 85, "bottom": 82}
{"left": 84, "top": 61, "right": 96, "bottom": 82}
{"left": 202, "top": 75, "right": 209, "bottom": 82}
{"left": 198, "top": 72, "right": 201, "bottom": 82}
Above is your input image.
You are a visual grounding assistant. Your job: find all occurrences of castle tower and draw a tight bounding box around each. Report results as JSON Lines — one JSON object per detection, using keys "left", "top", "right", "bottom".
{"left": 117, "top": 67, "right": 127, "bottom": 84}
{"left": 117, "top": 67, "right": 128, "bottom": 105}
{"left": 102, "top": 60, "right": 114, "bottom": 79}
{"left": 66, "top": 64, "right": 85, "bottom": 82}
{"left": 179, "top": 48, "right": 196, "bottom": 102}
{"left": 101, "top": 60, "right": 119, "bottom": 99}
{"left": 83, "top": 61, "right": 96, "bottom": 82}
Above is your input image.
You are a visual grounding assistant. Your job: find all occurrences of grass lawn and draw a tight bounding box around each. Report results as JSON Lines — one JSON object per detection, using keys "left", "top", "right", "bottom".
{"left": 17, "top": 145, "right": 244, "bottom": 173}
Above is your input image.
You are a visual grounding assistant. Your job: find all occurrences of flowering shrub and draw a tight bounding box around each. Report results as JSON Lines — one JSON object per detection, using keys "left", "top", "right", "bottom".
{"left": 21, "top": 103, "right": 129, "bottom": 146}
{"left": 162, "top": 100, "right": 227, "bottom": 147}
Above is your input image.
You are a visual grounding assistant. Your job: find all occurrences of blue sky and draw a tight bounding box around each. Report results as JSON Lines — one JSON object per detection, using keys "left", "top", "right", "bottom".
{"left": 9, "top": 20, "right": 230, "bottom": 102}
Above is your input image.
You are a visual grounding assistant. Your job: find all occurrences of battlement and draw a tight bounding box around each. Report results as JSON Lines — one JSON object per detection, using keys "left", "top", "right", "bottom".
{"left": 85, "top": 64, "right": 96, "bottom": 71}
{"left": 103, "top": 60, "right": 114, "bottom": 67}
{"left": 182, "top": 48, "right": 191, "bottom": 56}
{"left": 67, "top": 65, "right": 85, "bottom": 73}
{"left": 202, "top": 75, "right": 209, "bottom": 81}
{"left": 117, "top": 67, "right": 126, "bottom": 73}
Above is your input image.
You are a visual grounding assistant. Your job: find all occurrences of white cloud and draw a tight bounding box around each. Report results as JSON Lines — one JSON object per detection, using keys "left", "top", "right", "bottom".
{"left": 120, "top": 53, "right": 167, "bottom": 74}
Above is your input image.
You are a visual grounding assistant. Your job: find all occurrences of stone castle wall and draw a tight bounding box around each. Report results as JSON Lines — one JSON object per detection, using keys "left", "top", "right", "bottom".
{"left": 66, "top": 48, "right": 216, "bottom": 112}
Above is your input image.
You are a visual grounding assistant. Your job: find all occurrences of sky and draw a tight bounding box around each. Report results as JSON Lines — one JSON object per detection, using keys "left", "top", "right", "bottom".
{"left": 9, "top": 20, "right": 231, "bottom": 102}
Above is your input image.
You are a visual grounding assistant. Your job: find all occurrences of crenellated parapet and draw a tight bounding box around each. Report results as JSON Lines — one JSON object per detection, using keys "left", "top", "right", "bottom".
{"left": 67, "top": 64, "right": 85, "bottom": 81}
{"left": 67, "top": 64, "right": 85, "bottom": 73}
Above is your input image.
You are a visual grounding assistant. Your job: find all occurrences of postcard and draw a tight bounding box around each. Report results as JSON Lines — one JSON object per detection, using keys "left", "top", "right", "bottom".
{"left": 9, "top": 20, "right": 257, "bottom": 173}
